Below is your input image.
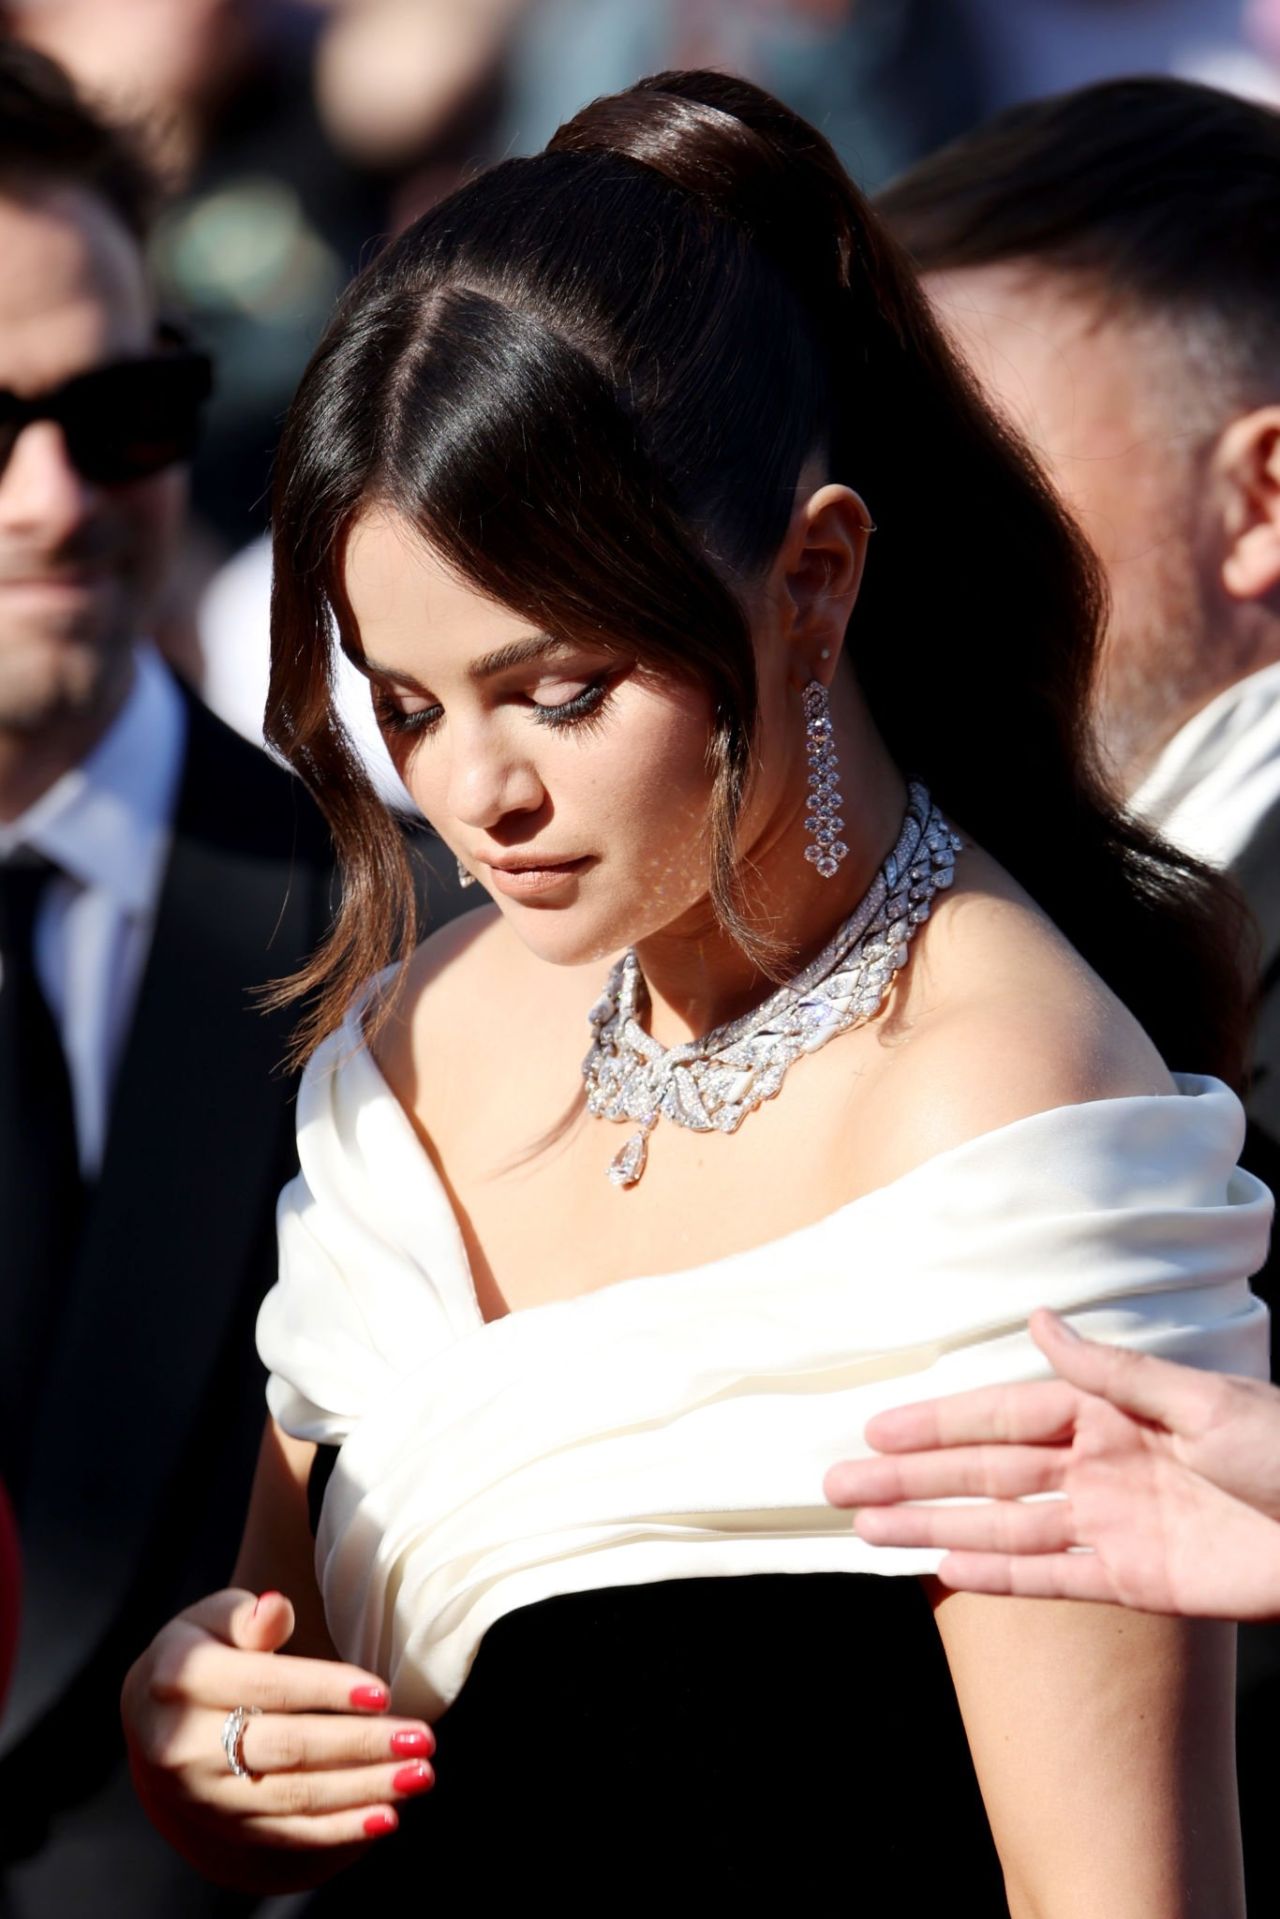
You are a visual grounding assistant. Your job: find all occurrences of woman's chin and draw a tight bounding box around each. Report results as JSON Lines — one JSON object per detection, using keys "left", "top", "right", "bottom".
{"left": 486, "top": 868, "right": 711, "bottom": 971}
{"left": 489, "top": 897, "right": 636, "bottom": 972}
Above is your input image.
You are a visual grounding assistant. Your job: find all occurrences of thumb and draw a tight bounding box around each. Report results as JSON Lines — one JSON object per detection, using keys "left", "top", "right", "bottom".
{"left": 229, "top": 1588, "right": 297, "bottom": 1654}
{"left": 1030, "top": 1308, "right": 1202, "bottom": 1431}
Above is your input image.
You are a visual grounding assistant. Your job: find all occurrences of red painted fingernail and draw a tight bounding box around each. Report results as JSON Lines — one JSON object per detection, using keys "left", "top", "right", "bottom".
{"left": 251, "top": 1590, "right": 281, "bottom": 1617}
{"left": 392, "top": 1762, "right": 434, "bottom": 1796}
{"left": 350, "top": 1684, "right": 390, "bottom": 1711}
{"left": 363, "top": 1809, "right": 398, "bottom": 1838}
{"left": 390, "top": 1729, "right": 433, "bottom": 1758}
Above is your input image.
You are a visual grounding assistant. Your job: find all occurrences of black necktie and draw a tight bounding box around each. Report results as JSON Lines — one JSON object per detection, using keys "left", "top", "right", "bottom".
{"left": 0, "top": 853, "right": 86, "bottom": 1504}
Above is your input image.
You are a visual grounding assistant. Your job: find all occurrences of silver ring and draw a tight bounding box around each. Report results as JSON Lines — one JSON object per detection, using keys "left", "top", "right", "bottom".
{"left": 221, "top": 1704, "right": 262, "bottom": 1780}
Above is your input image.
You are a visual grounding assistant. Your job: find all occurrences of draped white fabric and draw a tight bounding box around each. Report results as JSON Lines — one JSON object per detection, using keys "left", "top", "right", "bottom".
{"left": 258, "top": 1006, "right": 1272, "bottom": 1721}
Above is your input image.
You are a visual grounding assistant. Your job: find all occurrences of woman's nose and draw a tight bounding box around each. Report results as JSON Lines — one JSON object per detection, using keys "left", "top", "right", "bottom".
{"left": 445, "top": 723, "right": 545, "bottom": 830}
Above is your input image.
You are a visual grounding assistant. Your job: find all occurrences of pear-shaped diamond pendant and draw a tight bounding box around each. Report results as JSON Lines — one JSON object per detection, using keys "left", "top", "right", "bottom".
{"left": 608, "top": 1129, "right": 650, "bottom": 1188}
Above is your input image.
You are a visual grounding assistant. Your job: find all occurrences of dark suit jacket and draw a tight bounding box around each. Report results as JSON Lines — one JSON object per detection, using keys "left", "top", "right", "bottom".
{"left": 0, "top": 689, "right": 337, "bottom": 1914}
{"left": 1237, "top": 805, "right": 1280, "bottom": 1241}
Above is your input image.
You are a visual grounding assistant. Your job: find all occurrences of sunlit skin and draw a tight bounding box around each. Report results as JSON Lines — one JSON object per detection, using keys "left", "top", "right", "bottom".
{"left": 341, "top": 473, "right": 903, "bottom": 1042}
{"left": 0, "top": 184, "right": 185, "bottom": 820}
{"left": 925, "top": 262, "right": 1280, "bottom": 790}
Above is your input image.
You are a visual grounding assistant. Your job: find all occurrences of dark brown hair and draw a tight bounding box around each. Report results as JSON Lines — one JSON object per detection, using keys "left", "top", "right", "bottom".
{"left": 876, "top": 76, "right": 1280, "bottom": 411}
{"left": 266, "top": 68, "right": 1249, "bottom": 1083}
{"left": 0, "top": 39, "right": 157, "bottom": 240}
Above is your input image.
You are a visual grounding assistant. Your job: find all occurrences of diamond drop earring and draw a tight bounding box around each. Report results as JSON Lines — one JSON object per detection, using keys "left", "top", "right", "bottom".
{"left": 802, "top": 679, "right": 848, "bottom": 880}
{"left": 456, "top": 858, "right": 476, "bottom": 889}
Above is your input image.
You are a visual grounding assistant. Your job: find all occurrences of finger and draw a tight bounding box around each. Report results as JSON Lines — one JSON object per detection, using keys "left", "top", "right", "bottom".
{"left": 863, "top": 1378, "right": 1081, "bottom": 1454}
{"left": 222, "top": 1758, "right": 434, "bottom": 1819}
{"left": 239, "top": 1714, "right": 435, "bottom": 1776}
{"left": 162, "top": 1707, "right": 434, "bottom": 1776}
{"left": 935, "top": 1548, "right": 1116, "bottom": 1605}
{"left": 853, "top": 1496, "right": 1073, "bottom": 1555}
{"left": 1029, "top": 1309, "right": 1216, "bottom": 1431}
{"left": 240, "top": 1804, "right": 401, "bottom": 1850}
{"left": 149, "top": 1633, "right": 392, "bottom": 1716}
{"left": 236, "top": 1590, "right": 296, "bottom": 1654}
{"left": 178, "top": 1589, "right": 295, "bottom": 1655}
{"left": 179, "top": 1589, "right": 272, "bottom": 1643}
{"left": 825, "top": 1443, "right": 1067, "bottom": 1510}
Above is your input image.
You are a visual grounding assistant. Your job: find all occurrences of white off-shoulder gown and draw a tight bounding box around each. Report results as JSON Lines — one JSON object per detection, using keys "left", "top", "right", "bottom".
{"left": 258, "top": 1004, "right": 1272, "bottom": 1730}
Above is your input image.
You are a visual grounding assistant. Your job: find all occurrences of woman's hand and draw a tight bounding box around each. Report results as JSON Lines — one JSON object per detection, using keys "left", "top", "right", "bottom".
{"left": 122, "top": 1588, "right": 436, "bottom": 1893}
{"left": 824, "top": 1308, "right": 1280, "bottom": 1619}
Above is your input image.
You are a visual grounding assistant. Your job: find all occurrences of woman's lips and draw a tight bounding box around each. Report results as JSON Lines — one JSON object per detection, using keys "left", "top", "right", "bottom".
{"left": 483, "top": 855, "right": 592, "bottom": 899}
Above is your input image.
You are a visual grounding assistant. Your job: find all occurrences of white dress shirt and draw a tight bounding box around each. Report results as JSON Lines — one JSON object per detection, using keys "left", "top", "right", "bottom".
{"left": 0, "top": 647, "right": 185, "bottom": 1176}
{"left": 1129, "top": 659, "right": 1280, "bottom": 871}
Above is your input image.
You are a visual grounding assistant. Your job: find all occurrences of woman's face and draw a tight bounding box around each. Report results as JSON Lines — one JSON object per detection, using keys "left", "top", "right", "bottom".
{"left": 342, "top": 507, "right": 736, "bottom": 967}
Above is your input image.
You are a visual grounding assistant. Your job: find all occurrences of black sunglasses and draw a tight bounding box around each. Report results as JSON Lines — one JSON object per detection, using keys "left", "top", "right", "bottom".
{"left": 0, "top": 340, "right": 213, "bottom": 487}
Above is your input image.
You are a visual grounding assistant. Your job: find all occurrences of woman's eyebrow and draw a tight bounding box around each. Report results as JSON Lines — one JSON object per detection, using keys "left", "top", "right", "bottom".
{"left": 467, "top": 634, "right": 575, "bottom": 681}
{"left": 345, "top": 650, "right": 427, "bottom": 689}
{"left": 353, "top": 633, "right": 578, "bottom": 688}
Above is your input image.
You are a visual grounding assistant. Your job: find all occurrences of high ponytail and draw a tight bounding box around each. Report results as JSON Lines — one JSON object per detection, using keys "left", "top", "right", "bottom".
{"left": 266, "top": 69, "right": 1250, "bottom": 1086}
{"left": 551, "top": 73, "right": 907, "bottom": 355}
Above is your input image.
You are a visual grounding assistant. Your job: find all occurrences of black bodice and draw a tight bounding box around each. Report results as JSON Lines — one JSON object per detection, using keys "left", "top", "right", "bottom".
{"left": 305, "top": 1573, "right": 1009, "bottom": 1909}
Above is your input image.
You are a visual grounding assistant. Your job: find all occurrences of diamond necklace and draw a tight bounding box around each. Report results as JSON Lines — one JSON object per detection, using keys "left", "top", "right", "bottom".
{"left": 582, "top": 781, "right": 961, "bottom": 1188}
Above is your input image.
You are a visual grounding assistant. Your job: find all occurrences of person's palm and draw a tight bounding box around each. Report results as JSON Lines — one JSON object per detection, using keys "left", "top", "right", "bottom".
{"left": 1152, "top": 1367, "right": 1280, "bottom": 1520}
{"left": 825, "top": 1311, "right": 1280, "bottom": 1619}
{"left": 1021, "top": 1383, "right": 1280, "bottom": 1615}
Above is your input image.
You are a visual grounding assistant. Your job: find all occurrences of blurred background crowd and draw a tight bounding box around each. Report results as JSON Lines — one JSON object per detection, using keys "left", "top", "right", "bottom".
{"left": 5, "top": 0, "right": 1279, "bottom": 796}
{"left": 4, "top": 2, "right": 1280, "bottom": 1914}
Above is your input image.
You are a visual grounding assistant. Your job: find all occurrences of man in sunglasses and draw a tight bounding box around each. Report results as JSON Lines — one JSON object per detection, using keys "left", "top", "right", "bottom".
{"left": 0, "top": 42, "right": 336, "bottom": 1917}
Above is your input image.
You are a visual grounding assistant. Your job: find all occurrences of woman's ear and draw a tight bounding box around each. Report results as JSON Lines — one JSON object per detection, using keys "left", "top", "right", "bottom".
{"left": 779, "top": 484, "right": 875, "bottom": 683}
{"left": 1217, "top": 407, "right": 1280, "bottom": 602}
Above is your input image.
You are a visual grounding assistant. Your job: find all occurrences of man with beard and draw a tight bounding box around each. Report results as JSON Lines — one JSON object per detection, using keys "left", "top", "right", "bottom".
{"left": 0, "top": 42, "right": 338, "bottom": 1916}
{"left": 877, "top": 76, "right": 1280, "bottom": 1911}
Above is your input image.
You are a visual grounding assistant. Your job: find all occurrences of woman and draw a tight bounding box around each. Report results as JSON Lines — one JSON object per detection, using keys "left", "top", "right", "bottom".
{"left": 123, "top": 72, "right": 1269, "bottom": 1911}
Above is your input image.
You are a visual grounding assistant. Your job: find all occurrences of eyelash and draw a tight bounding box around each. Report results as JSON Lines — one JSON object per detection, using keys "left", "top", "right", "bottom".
{"left": 374, "top": 676, "right": 611, "bottom": 739}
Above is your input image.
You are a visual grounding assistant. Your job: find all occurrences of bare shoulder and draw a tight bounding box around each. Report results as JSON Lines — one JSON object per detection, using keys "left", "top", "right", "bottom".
{"left": 399, "top": 901, "right": 513, "bottom": 1008}
{"left": 368, "top": 903, "right": 598, "bottom": 1108}
{"left": 856, "top": 846, "right": 1174, "bottom": 1184}
{"left": 369, "top": 903, "right": 506, "bottom": 1086}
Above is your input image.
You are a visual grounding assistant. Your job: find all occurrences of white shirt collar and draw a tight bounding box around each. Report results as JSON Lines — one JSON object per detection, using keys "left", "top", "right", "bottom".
{"left": 1129, "top": 660, "right": 1280, "bottom": 870}
{"left": 0, "top": 644, "right": 186, "bottom": 913}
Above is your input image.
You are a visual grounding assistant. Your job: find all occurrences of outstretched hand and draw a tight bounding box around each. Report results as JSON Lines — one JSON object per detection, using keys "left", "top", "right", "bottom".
{"left": 824, "top": 1309, "right": 1280, "bottom": 1619}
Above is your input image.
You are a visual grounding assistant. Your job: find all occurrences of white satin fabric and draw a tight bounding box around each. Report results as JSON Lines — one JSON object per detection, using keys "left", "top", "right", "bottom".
{"left": 258, "top": 1004, "right": 1272, "bottom": 1721}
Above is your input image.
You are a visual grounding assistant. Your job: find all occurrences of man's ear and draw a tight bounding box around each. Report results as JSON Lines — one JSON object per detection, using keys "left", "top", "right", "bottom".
{"left": 779, "top": 484, "right": 874, "bottom": 683}
{"left": 1217, "top": 407, "right": 1280, "bottom": 602}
